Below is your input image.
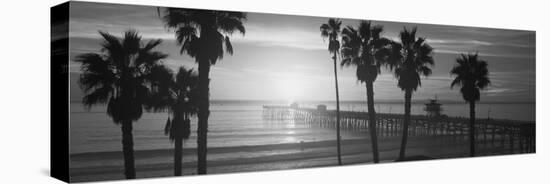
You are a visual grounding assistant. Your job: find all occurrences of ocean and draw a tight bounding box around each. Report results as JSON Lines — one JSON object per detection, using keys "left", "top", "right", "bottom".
{"left": 69, "top": 100, "right": 535, "bottom": 155}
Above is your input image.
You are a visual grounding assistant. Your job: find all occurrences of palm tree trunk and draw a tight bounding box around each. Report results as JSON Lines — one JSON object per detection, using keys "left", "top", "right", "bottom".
{"left": 366, "top": 82, "right": 379, "bottom": 163}
{"left": 121, "top": 121, "right": 136, "bottom": 179}
{"left": 174, "top": 137, "right": 183, "bottom": 176}
{"left": 398, "top": 89, "right": 412, "bottom": 160}
{"left": 197, "top": 58, "right": 210, "bottom": 174}
{"left": 332, "top": 54, "right": 342, "bottom": 165}
{"left": 469, "top": 100, "right": 476, "bottom": 157}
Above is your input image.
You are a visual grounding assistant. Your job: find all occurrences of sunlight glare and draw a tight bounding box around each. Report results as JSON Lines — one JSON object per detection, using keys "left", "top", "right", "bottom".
{"left": 277, "top": 76, "right": 304, "bottom": 103}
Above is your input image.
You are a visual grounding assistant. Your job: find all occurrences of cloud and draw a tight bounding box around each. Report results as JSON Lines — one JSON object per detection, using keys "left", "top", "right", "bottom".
{"left": 428, "top": 39, "right": 493, "bottom": 46}
{"left": 427, "top": 38, "right": 535, "bottom": 59}
{"left": 69, "top": 20, "right": 173, "bottom": 40}
{"left": 65, "top": 1, "right": 535, "bottom": 102}
{"left": 231, "top": 24, "right": 325, "bottom": 50}
{"left": 485, "top": 88, "right": 512, "bottom": 94}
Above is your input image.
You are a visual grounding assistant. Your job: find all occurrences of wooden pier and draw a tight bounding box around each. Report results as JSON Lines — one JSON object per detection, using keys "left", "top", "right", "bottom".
{"left": 262, "top": 105, "right": 536, "bottom": 154}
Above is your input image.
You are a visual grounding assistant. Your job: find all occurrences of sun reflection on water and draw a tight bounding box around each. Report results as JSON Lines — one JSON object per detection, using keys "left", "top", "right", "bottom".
{"left": 284, "top": 136, "right": 296, "bottom": 142}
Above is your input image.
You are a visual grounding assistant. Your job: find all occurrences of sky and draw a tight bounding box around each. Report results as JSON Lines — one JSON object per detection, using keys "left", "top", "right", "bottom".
{"left": 66, "top": 1, "right": 536, "bottom": 103}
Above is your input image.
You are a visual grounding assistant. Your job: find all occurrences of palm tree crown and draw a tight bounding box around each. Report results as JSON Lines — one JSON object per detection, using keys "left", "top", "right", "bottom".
{"left": 161, "top": 8, "right": 246, "bottom": 64}
{"left": 340, "top": 21, "right": 393, "bottom": 83}
{"left": 320, "top": 18, "right": 342, "bottom": 55}
{"left": 392, "top": 27, "right": 434, "bottom": 91}
{"left": 450, "top": 53, "right": 491, "bottom": 102}
{"left": 148, "top": 66, "right": 199, "bottom": 140}
{"left": 76, "top": 30, "right": 168, "bottom": 123}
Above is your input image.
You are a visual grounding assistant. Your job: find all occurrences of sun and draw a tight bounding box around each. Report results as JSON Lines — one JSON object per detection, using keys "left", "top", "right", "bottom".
{"left": 277, "top": 77, "right": 304, "bottom": 103}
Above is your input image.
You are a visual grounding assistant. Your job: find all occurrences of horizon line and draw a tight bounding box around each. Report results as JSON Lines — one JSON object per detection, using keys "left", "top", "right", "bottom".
{"left": 70, "top": 99, "right": 536, "bottom": 104}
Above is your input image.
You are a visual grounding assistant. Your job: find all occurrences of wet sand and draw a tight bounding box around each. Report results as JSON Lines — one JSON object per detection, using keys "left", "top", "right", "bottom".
{"left": 69, "top": 135, "right": 517, "bottom": 182}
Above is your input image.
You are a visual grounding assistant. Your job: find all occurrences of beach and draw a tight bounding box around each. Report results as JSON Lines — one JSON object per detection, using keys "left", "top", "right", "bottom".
{"left": 70, "top": 135, "right": 522, "bottom": 182}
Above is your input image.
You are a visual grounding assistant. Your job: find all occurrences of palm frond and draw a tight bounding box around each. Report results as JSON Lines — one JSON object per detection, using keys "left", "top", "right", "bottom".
{"left": 218, "top": 12, "right": 247, "bottom": 35}
{"left": 82, "top": 85, "right": 113, "bottom": 107}
{"left": 320, "top": 24, "right": 331, "bottom": 38}
{"left": 135, "top": 51, "right": 168, "bottom": 68}
{"left": 224, "top": 36, "right": 234, "bottom": 55}
{"left": 142, "top": 39, "right": 163, "bottom": 52}
{"left": 122, "top": 30, "right": 142, "bottom": 55}
{"left": 162, "top": 8, "right": 193, "bottom": 29}
{"left": 180, "top": 34, "right": 199, "bottom": 56}
{"left": 98, "top": 31, "right": 125, "bottom": 65}
{"left": 175, "top": 25, "right": 197, "bottom": 45}
{"left": 164, "top": 117, "right": 171, "bottom": 135}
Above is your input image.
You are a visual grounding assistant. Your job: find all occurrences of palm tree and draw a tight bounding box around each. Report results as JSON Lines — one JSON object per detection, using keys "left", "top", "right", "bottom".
{"left": 75, "top": 30, "right": 168, "bottom": 179}
{"left": 160, "top": 8, "right": 246, "bottom": 174}
{"left": 147, "top": 66, "right": 199, "bottom": 176}
{"left": 450, "top": 53, "right": 490, "bottom": 157}
{"left": 340, "top": 21, "right": 393, "bottom": 163}
{"left": 320, "top": 18, "right": 343, "bottom": 165}
{"left": 392, "top": 27, "right": 434, "bottom": 160}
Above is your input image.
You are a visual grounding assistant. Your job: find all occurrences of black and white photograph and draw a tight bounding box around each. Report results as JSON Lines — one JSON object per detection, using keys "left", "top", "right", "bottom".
{"left": 48, "top": 1, "right": 536, "bottom": 182}
{"left": 49, "top": 1, "right": 538, "bottom": 182}
{"left": 3, "top": 0, "right": 549, "bottom": 184}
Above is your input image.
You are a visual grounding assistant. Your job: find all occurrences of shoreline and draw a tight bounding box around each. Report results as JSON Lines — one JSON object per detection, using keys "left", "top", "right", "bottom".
{"left": 70, "top": 138, "right": 374, "bottom": 158}
{"left": 70, "top": 135, "right": 524, "bottom": 182}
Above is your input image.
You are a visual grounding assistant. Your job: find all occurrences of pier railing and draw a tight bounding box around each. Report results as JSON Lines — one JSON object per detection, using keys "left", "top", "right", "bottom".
{"left": 262, "top": 105, "right": 535, "bottom": 154}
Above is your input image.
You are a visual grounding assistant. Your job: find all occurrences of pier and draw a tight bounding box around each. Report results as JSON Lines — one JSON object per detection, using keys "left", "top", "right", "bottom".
{"left": 262, "top": 105, "right": 536, "bottom": 155}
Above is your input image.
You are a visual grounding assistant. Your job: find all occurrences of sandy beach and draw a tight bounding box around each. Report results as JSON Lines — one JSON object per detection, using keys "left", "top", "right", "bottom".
{"left": 69, "top": 135, "right": 519, "bottom": 182}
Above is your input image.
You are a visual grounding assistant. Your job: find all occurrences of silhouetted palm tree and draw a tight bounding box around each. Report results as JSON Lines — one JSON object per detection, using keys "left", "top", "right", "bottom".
{"left": 320, "top": 18, "right": 343, "bottom": 165}
{"left": 160, "top": 8, "right": 246, "bottom": 174}
{"left": 75, "top": 30, "right": 168, "bottom": 179}
{"left": 450, "top": 53, "right": 490, "bottom": 157}
{"left": 391, "top": 27, "right": 434, "bottom": 160}
{"left": 147, "top": 66, "right": 199, "bottom": 176}
{"left": 340, "top": 21, "right": 393, "bottom": 163}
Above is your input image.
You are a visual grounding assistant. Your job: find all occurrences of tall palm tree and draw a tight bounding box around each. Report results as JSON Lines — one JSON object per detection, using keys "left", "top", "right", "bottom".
{"left": 450, "top": 53, "right": 490, "bottom": 157}
{"left": 340, "top": 21, "right": 393, "bottom": 163}
{"left": 392, "top": 27, "right": 434, "bottom": 160}
{"left": 147, "top": 66, "right": 199, "bottom": 176}
{"left": 75, "top": 30, "right": 168, "bottom": 179}
{"left": 320, "top": 18, "right": 343, "bottom": 165}
{"left": 160, "top": 8, "right": 246, "bottom": 174}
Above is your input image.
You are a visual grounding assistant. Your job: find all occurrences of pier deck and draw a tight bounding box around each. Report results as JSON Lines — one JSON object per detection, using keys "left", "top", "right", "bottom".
{"left": 262, "top": 105, "right": 536, "bottom": 154}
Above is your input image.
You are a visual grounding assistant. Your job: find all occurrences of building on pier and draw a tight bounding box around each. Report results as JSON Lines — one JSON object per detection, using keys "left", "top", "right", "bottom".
{"left": 290, "top": 102, "right": 299, "bottom": 109}
{"left": 317, "top": 104, "right": 327, "bottom": 111}
{"left": 424, "top": 98, "right": 443, "bottom": 117}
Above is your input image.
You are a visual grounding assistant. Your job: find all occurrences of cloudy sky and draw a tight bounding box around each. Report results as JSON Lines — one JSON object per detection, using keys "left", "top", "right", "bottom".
{"left": 67, "top": 1, "right": 535, "bottom": 103}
